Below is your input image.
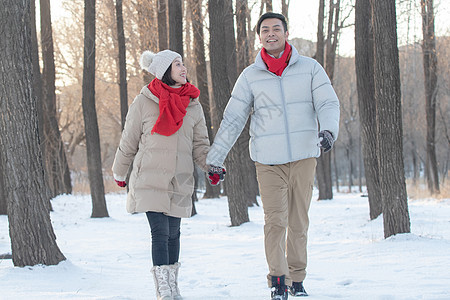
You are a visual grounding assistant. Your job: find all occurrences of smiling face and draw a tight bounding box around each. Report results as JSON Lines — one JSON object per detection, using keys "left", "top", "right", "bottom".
{"left": 258, "top": 18, "right": 289, "bottom": 58}
{"left": 170, "top": 58, "right": 187, "bottom": 86}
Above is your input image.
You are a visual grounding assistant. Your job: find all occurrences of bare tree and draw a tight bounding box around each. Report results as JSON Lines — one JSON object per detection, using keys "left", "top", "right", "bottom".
{"left": 158, "top": 0, "right": 168, "bottom": 50}
{"left": 31, "top": 0, "right": 44, "bottom": 157}
{"left": 169, "top": 0, "right": 183, "bottom": 56}
{"left": 0, "top": 0, "right": 66, "bottom": 266}
{"left": 190, "top": 0, "right": 220, "bottom": 198}
{"left": 40, "top": 0, "right": 72, "bottom": 197}
{"left": 82, "top": 0, "right": 109, "bottom": 218}
{"left": 0, "top": 156, "right": 6, "bottom": 215}
{"left": 281, "top": 0, "right": 290, "bottom": 17}
{"left": 260, "top": 0, "right": 272, "bottom": 13}
{"left": 421, "top": 0, "right": 440, "bottom": 194}
{"left": 116, "top": 0, "right": 128, "bottom": 129}
{"left": 137, "top": 0, "right": 157, "bottom": 84}
{"left": 316, "top": 0, "right": 341, "bottom": 200}
{"left": 370, "top": 0, "right": 410, "bottom": 238}
{"left": 355, "top": 0, "right": 382, "bottom": 219}
{"left": 209, "top": 0, "right": 249, "bottom": 226}
{"left": 236, "top": 0, "right": 258, "bottom": 206}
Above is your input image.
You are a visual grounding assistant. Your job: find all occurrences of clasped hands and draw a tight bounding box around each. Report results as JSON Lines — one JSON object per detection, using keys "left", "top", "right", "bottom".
{"left": 208, "top": 165, "right": 226, "bottom": 186}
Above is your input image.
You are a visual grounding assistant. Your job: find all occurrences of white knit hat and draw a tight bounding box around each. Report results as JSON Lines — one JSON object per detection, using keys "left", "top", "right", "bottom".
{"left": 139, "top": 50, "right": 182, "bottom": 80}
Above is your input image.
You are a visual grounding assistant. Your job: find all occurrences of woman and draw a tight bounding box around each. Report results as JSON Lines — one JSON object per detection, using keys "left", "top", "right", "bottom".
{"left": 112, "top": 49, "right": 210, "bottom": 300}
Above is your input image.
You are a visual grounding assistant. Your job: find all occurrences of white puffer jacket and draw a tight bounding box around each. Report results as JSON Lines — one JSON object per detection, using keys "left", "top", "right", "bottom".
{"left": 206, "top": 44, "right": 340, "bottom": 166}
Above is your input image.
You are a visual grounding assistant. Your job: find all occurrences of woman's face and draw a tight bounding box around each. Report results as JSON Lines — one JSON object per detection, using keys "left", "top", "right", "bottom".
{"left": 171, "top": 58, "right": 187, "bottom": 86}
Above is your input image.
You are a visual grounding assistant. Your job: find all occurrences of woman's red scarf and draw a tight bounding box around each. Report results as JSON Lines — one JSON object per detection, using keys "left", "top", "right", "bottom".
{"left": 260, "top": 42, "right": 292, "bottom": 76}
{"left": 148, "top": 79, "right": 200, "bottom": 136}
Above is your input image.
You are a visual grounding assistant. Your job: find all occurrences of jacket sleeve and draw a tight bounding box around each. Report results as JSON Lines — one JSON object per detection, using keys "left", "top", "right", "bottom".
{"left": 311, "top": 61, "right": 340, "bottom": 139}
{"left": 192, "top": 102, "right": 210, "bottom": 172}
{"left": 206, "top": 71, "right": 254, "bottom": 166}
{"left": 112, "top": 97, "right": 143, "bottom": 178}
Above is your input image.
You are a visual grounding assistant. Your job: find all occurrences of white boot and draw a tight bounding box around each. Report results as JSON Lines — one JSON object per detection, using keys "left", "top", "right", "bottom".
{"left": 168, "top": 262, "right": 182, "bottom": 300}
{"left": 151, "top": 265, "right": 172, "bottom": 300}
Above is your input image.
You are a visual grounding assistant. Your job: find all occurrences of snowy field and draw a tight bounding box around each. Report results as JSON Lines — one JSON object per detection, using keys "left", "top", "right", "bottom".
{"left": 1, "top": 189, "right": 449, "bottom": 299}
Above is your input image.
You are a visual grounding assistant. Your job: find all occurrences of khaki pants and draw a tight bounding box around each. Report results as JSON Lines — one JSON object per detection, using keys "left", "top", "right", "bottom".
{"left": 255, "top": 158, "right": 316, "bottom": 287}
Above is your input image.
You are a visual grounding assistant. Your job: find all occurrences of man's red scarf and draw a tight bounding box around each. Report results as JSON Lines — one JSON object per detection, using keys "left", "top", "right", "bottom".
{"left": 260, "top": 42, "right": 292, "bottom": 76}
{"left": 148, "top": 79, "right": 200, "bottom": 136}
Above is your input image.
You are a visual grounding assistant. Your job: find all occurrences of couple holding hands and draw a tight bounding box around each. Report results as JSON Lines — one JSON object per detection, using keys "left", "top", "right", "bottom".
{"left": 112, "top": 12, "right": 339, "bottom": 300}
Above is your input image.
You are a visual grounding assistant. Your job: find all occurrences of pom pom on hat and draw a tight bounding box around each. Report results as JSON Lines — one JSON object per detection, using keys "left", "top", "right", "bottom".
{"left": 139, "top": 49, "right": 182, "bottom": 80}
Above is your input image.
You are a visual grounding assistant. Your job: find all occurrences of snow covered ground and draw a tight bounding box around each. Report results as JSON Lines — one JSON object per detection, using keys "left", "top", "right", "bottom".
{"left": 1, "top": 189, "right": 449, "bottom": 299}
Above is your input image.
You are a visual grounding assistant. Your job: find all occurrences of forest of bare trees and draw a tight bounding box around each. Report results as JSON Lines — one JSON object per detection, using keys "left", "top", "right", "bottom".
{"left": 1, "top": 0, "right": 449, "bottom": 265}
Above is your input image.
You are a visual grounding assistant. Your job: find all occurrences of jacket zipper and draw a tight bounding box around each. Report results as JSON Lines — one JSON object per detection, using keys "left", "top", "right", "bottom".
{"left": 278, "top": 76, "right": 293, "bottom": 161}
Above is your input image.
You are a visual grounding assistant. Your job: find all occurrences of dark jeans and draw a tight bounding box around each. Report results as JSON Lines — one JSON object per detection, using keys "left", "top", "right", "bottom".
{"left": 146, "top": 211, "right": 181, "bottom": 266}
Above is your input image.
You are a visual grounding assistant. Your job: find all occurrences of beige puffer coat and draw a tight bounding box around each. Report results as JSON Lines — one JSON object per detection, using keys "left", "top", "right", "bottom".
{"left": 112, "top": 86, "right": 210, "bottom": 218}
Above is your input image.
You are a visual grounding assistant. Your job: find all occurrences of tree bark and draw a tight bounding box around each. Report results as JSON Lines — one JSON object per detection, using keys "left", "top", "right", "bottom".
{"left": 370, "top": 0, "right": 410, "bottom": 238}
{"left": 115, "top": 0, "right": 128, "bottom": 130}
{"left": 31, "top": 0, "right": 45, "bottom": 157}
{"left": 0, "top": 0, "right": 66, "bottom": 266}
{"left": 190, "top": 0, "right": 220, "bottom": 198}
{"left": 31, "top": 0, "right": 53, "bottom": 211}
{"left": 157, "top": 0, "right": 168, "bottom": 50}
{"left": 137, "top": 0, "right": 157, "bottom": 84}
{"left": 355, "top": 0, "right": 382, "bottom": 219}
{"left": 82, "top": 0, "right": 109, "bottom": 218}
{"left": 236, "top": 0, "right": 258, "bottom": 206}
{"left": 0, "top": 155, "right": 6, "bottom": 215}
{"left": 316, "top": 0, "right": 340, "bottom": 200}
{"left": 315, "top": 0, "right": 325, "bottom": 65}
{"left": 40, "top": 0, "right": 72, "bottom": 197}
{"left": 421, "top": 0, "right": 440, "bottom": 194}
{"left": 281, "top": 0, "right": 290, "bottom": 18}
{"left": 168, "top": 0, "right": 183, "bottom": 56}
{"left": 209, "top": 0, "right": 249, "bottom": 225}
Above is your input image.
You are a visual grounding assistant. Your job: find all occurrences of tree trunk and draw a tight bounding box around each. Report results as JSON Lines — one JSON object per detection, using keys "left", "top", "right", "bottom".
{"left": 281, "top": 0, "right": 290, "bottom": 18}
{"left": 168, "top": 0, "right": 183, "bottom": 56}
{"left": 315, "top": 0, "right": 325, "bottom": 65}
{"left": 315, "top": 0, "right": 331, "bottom": 200}
{"left": 263, "top": 0, "right": 272, "bottom": 12}
{"left": 31, "top": 0, "right": 53, "bottom": 211}
{"left": 157, "top": 0, "right": 168, "bottom": 50}
{"left": 82, "top": 0, "right": 109, "bottom": 218}
{"left": 355, "top": 0, "right": 382, "bottom": 219}
{"left": 0, "top": 0, "right": 66, "bottom": 266}
{"left": 137, "top": 0, "right": 157, "bottom": 84}
{"left": 40, "top": 0, "right": 72, "bottom": 197}
{"left": 236, "top": 0, "right": 258, "bottom": 206}
{"left": 209, "top": 0, "right": 249, "bottom": 225}
{"left": 31, "top": 0, "right": 44, "bottom": 158}
{"left": 115, "top": 0, "right": 128, "bottom": 130}
{"left": 333, "top": 145, "right": 340, "bottom": 193}
{"left": 190, "top": 0, "right": 220, "bottom": 198}
{"left": 0, "top": 156, "right": 6, "bottom": 215}
{"left": 421, "top": 0, "right": 440, "bottom": 194}
{"left": 370, "top": 0, "right": 410, "bottom": 238}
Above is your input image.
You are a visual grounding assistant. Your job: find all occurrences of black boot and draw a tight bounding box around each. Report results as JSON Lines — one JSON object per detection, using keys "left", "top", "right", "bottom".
{"left": 289, "top": 281, "right": 308, "bottom": 297}
{"left": 270, "top": 275, "right": 288, "bottom": 300}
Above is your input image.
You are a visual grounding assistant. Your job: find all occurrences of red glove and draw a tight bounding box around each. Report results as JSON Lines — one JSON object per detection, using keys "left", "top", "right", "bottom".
{"left": 115, "top": 179, "right": 127, "bottom": 188}
{"left": 208, "top": 165, "right": 226, "bottom": 186}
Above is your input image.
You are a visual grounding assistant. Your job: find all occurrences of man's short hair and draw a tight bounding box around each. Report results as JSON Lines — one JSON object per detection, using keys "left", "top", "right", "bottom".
{"left": 256, "top": 12, "right": 288, "bottom": 35}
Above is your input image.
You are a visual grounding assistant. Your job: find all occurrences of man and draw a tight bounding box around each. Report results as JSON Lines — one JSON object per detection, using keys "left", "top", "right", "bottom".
{"left": 206, "top": 12, "right": 340, "bottom": 300}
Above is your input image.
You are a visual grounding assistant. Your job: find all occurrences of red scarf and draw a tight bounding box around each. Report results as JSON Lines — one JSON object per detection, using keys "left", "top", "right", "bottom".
{"left": 260, "top": 42, "right": 292, "bottom": 76}
{"left": 148, "top": 79, "right": 200, "bottom": 136}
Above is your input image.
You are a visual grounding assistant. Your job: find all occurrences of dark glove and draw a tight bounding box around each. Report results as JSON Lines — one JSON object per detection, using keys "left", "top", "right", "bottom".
{"left": 208, "top": 165, "right": 226, "bottom": 186}
{"left": 115, "top": 179, "right": 127, "bottom": 188}
{"left": 318, "top": 130, "right": 334, "bottom": 153}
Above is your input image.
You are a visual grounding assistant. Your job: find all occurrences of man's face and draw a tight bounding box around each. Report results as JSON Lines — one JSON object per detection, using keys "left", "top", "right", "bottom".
{"left": 258, "top": 18, "right": 289, "bottom": 58}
